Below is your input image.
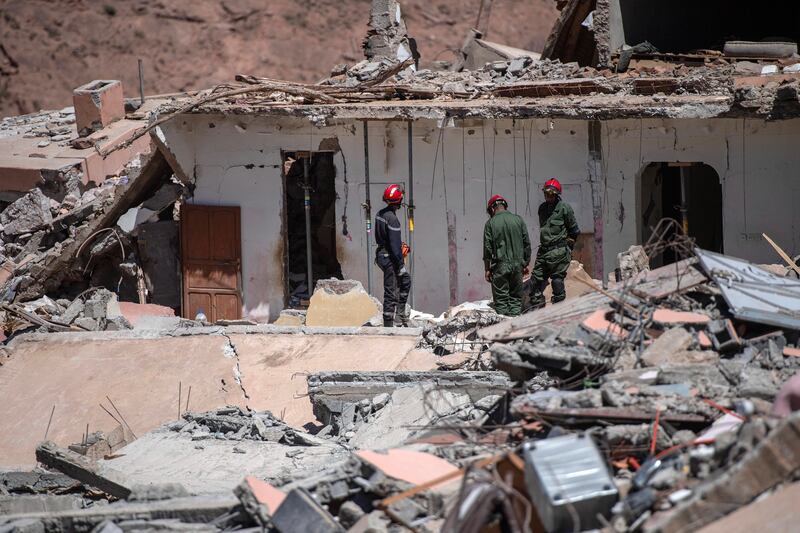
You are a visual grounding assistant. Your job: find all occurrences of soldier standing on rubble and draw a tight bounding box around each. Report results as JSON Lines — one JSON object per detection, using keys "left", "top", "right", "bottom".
{"left": 483, "top": 195, "right": 531, "bottom": 317}
{"left": 375, "top": 184, "right": 411, "bottom": 327}
{"left": 529, "top": 178, "right": 580, "bottom": 310}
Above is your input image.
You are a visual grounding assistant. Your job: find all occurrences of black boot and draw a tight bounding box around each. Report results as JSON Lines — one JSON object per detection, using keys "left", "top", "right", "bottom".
{"left": 383, "top": 317, "right": 394, "bottom": 327}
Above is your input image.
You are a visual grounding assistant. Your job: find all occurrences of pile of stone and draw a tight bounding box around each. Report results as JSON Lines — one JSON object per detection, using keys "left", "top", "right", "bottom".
{"left": 169, "top": 406, "right": 326, "bottom": 447}
{"left": 0, "top": 107, "right": 77, "bottom": 144}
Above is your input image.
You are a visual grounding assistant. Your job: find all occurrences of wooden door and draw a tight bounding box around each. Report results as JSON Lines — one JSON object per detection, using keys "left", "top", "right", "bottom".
{"left": 181, "top": 205, "right": 242, "bottom": 322}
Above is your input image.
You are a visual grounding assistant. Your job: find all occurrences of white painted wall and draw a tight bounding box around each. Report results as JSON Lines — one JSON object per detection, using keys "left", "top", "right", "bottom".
{"left": 601, "top": 118, "right": 800, "bottom": 269}
{"left": 161, "top": 114, "right": 800, "bottom": 320}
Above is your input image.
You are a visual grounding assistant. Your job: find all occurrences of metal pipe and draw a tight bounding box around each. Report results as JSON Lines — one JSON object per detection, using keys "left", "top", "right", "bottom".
{"left": 138, "top": 59, "right": 145, "bottom": 105}
{"left": 679, "top": 166, "right": 689, "bottom": 237}
{"left": 363, "top": 121, "right": 373, "bottom": 294}
{"left": 303, "top": 156, "right": 314, "bottom": 297}
{"left": 407, "top": 120, "right": 415, "bottom": 308}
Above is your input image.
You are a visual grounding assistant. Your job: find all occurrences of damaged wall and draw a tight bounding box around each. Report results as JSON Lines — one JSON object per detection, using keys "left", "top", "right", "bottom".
{"left": 602, "top": 117, "right": 800, "bottom": 267}
{"left": 161, "top": 114, "right": 800, "bottom": 319}
{"left": 161, "top": 115, "right": 590, "bottom": 319}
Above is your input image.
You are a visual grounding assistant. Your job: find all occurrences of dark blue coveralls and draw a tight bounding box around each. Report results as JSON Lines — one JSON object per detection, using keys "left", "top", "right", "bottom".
{"left": 375, "top": 205, "right": 411, "bottom": 326}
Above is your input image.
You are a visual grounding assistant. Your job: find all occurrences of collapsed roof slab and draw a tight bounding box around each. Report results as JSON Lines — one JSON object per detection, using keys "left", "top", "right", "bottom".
{"left": 0, "top": 327, "right": 432, "bottom": 468}
{"left": 183, "top": 93, "right": 735, "bottom": 124}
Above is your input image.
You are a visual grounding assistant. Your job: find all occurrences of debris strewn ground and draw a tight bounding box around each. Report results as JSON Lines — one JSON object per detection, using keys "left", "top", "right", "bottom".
{"left": 3, "top": 1, "right": 800, "bottom": 532}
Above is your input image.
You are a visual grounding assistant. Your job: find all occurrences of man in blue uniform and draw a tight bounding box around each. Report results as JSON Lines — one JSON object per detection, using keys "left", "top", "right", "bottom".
{"left": 375, "top": 184, "right": 411, "bottom": 327}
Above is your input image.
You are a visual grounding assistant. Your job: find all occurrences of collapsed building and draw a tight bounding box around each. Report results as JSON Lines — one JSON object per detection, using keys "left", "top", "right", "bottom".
{"left": 3, "top": 0, "right": 800, "bottom": 532}
{"left": 143, "top": 0, "right": 800, "bottom": 322}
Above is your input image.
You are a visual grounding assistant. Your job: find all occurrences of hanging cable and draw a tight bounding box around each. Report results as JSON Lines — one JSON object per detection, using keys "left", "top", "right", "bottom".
{"left": 512, "top": 119, "right": 518, "bottom": 213}
{"left": 527, "top": 120, "right": 534, "bottom": 216}
{"left": 430, "top": 124, "right": 444, "bottom": 200}
{"left": 482, "top": 121, "right": 488, "bottom": 202}
{"left": 442, "top": 125, "right": 449, "bottom": 212}
{"left": 490, "top": 120, "right": 496, "bottom": 194}
{"left": 461, "top": 126, "right": 466, "bottom": 215}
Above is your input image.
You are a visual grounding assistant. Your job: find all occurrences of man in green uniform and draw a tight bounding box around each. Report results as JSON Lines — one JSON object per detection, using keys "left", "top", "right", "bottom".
{"left": 530, "top": 178, "right": 579, "bottom": 309}
{"left": 483, "top": 195, "right": 531, "bottom": 316}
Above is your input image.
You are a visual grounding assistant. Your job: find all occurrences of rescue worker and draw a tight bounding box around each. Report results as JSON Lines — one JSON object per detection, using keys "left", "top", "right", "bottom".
{"left": 530, "top": 178, "right": 579, "bottom": 309}
{"left": 375, "top": 184, "right": 412, "bottom": 327}
{"left": 483, "top": 195, "right": 531, "bottom": 317}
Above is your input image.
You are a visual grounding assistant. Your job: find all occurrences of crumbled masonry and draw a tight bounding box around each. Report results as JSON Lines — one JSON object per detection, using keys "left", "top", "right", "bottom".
{"left": 4, "top": 1, "right": 800, "bottom": 531}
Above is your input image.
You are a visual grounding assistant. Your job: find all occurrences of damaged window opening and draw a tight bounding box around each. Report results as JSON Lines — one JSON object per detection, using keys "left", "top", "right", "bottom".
{"left": 282, "top": 151, "right": 343, "bottom": 308}
{"left": 639, "top": 162, "right": 723, "bottom": 266}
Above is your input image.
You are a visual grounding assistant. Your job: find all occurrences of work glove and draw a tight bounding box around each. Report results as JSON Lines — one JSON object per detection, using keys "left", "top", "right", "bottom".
{"left": 401, "top": 242, "right": 411, "bottom": 258}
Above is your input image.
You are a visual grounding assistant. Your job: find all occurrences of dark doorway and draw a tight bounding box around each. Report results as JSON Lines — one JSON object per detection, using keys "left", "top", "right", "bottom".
{"left": 639, "top": 162, "right": 723, "bottom": 266}
{"left": 282, "top": 151, "right": 342, "bottom": 307}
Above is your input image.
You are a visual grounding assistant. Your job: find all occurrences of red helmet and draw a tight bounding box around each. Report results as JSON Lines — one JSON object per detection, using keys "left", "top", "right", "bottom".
{"left": 543, "top": 178, "right": 562, "bottom": 194}
{"left": 486, "top": 194, "right": 508, "bottom": 214}
{"left": 383, "top": 184, "right": 403, "bottom": 204}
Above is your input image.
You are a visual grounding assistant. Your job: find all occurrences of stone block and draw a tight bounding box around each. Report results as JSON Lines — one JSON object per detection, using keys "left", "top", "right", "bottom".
{"left": 73, "top": 80, "right": 124, "bottom": 136}
{"left": 0, "top": 189, "right": 53, "bottom": 237}
{"left": 641, "top": 327, "right": 693, "bottom": 367}
{"left": 274, "top": 309, "right": 305, "bottom": 326}
{"left": 305, "top": 279, "right": 381, "bottom": 327}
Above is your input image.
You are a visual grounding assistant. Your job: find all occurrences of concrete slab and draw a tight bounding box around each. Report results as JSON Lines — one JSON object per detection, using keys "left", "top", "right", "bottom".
{"left": 0, "top": 335, "right": 241, "bottom": 468}
{"left": 229, "top": 333, "right": 428, "bottom": 427}
{"left": 96, "top": 429, "right": 347, "bottom": 494}
{"left": 0, "top": 330, "right": 431, "bottom": 467}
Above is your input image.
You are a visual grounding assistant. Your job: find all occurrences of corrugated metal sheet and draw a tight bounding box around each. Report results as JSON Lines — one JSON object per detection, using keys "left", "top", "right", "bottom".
{"left": 695, "top": 248, "right": 800, "bottom": 329}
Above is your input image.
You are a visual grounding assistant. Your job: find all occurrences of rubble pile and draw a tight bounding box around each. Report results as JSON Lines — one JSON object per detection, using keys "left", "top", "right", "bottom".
{"left": 170, "top": 406, "right": 327, "bottom": 447}
{"left": 4, "top": 243, "right": 800, "bottom": 532}
{"left": 418, "top": 308, "right": 504, "bottom": 355}
{"left": 0, "top": 153, "right": 188, "bottom": 335}
{"left": 0, "top": 107, "right": 77, "bottom": 145}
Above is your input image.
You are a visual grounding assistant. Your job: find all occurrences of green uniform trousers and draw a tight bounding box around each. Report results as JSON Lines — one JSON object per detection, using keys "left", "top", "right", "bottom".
{"left": 491, "top": 263, "right": 523, "bottom": 317}
{"left": 530, "top": 246, "right": 571, "bottom": 308}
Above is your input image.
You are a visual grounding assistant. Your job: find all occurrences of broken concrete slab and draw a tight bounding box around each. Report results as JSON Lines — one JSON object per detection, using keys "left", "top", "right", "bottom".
{"left": 35, "top": 441, "right": 131, "bottom": 499}
{"left": 94, "top": 424, "right": 348, "bottom": 494}
{"left": 305, "top": 279, "right": 381, "bottom": 327}
{"left": 0, "top": 494, "right": 82, "bottom": 515}
{"left": 696, "top": 481, "right": 800, "bottom": 533}
{"left": 307, "top": 370, "right": 510, "bottom": 433}
{"left": 0, "top": 495, "right": 239, "bottom": 531}
{"left": 346, "top": 384, "right": 473, "bottom": 449}
{"left": 273, "top": 309, "right": 306, "bottom": 326}
{"left": 270, "top": 487, "right": 344, "bottom": 533}
{"left": 234, "top": 476, "right": 286, "bottom": 526}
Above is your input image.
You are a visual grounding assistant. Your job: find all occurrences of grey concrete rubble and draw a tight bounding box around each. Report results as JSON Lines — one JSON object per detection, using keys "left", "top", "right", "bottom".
{"left": 418, "top": 309, "right": 505, "bottom": 355}
{"left": 172, "top": 406, "right": 330, "bottom": 447}
{"left": 4, "top": 2, "right": 800, "bottom": 532}
{"left": 307, "top": 370, "right": 510, "bottom": 441}
{"left": 0, "top": 148, "right": 190, "bottom": 335}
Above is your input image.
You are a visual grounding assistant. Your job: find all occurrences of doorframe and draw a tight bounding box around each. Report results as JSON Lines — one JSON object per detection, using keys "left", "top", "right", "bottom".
{"left": 279, "top": 149, "right": 340, "bottom": 308}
